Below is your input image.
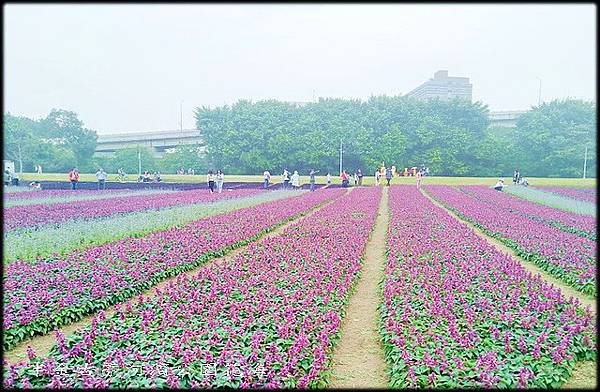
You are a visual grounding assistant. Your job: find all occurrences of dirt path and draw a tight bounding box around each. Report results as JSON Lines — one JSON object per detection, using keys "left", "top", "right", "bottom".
{"left": 328, "top": 186, "right": 389, "bottom": 388}
{"left": 420, "top": 188, "right": 597, "bottom": 389}
{"left": 4, "top": 189, "right": 349, "bottom": 365}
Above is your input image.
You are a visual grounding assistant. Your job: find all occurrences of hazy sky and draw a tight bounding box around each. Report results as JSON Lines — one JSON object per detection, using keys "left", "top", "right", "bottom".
{"left": 4, "top": 3, "right": 596, "bottom": 134}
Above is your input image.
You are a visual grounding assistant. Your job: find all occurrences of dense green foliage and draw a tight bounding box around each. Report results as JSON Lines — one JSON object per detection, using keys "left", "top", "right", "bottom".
{"left": 4, "top": 110, "right": 97, "bottom": 172}
{"left": 195, "top": 97, "right": 596, "bottom": 177}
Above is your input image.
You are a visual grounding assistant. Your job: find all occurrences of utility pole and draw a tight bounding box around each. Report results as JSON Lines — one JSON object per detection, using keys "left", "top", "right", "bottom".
{"left": 537, "top": 77, "right": 542, "bottom": 106}
{"left": 583, "top": 145, "right": 588, "bottom": 179}
{"left": 180, "top": 100, "right": 183, "bottom": 132}
{"left": 339, "top": 139, "right": 343, "bottom": 175}
{"left": 138, "top": 146, "right": 142, "bottom": 177}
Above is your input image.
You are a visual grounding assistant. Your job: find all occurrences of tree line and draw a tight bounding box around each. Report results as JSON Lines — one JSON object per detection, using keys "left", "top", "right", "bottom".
{"left": 3, "top": 97, "right": 596, "bottom": 178}
{"left": 195, "top": 97, "right": 596, "bottom": 178}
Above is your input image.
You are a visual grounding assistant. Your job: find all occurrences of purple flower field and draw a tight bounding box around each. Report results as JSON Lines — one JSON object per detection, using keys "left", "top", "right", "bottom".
{"left": 3, "top": 188, "right": 263, "bottom": 231}
{"left": 459, "top": 186, "right": 596, "bottom": 238}
{"left": 4, "top": 187, "right": 380, "bottom": 388}
{"left": 381, "top": 186, "right": 596, "bottom": 388}
{"left": 424, "top": 185, "right": 596, "bottom": 296}
{"left": 537, "top": 186, "right": 596, "bottom": 204}
{"left": 3, "top": 189, "right": 343, "bottom": 350}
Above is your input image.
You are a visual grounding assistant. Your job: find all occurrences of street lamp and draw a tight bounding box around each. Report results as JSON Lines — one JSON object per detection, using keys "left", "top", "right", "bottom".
{"left": 339, "top": 139, "right": 343, "bottom": 175}
{"left": 583, "top": 145, "right": 588, "bottom": 179}
{"left": 180, "top": 100, "right": 184, "bottom": 132}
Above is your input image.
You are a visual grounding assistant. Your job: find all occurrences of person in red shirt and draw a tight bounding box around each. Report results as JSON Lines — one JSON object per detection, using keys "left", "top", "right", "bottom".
{"left": 68, "top": 168, "right": 80, "bottom": 190}
{"left": 340, "top": 170, "right": 350, "bottom": 188}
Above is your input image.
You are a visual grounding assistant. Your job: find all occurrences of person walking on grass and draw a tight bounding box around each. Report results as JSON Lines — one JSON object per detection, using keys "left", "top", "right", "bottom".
{"left": 357, "top": 169, "right": 363, "bottom": 186}
{"left": 353, "top": 171, "right": 358, "bottom": 186}
{"left": 96, "top": 168, "right": 107, "bottom": 190}
{"left": 309, "top": 169, "right": 319, "bottom": 191}
{"left": 416, "top": 169, "right": 423, "bottom": 188}
{"left": 216, "top": 170, "right": 224, "bottom": 193}
{"left": 207, "top": 170, "right": 216, "bottom": 193}
{"left": 263, "top": 170, "right": 271, "bottom": 189}
{"left": 326, "top": 172, "right": 332, "bottom": 186}
{"left": 291, "top": 170, "right": 300, "bottom": 190}
{"left": 385, "top": 167, "right": 392, "bottom": 186}
{"left": 68, "top": 168, "right": 80, "bottom": 190}
{"left": 375, "top": 168, "right": 381, "bottom": 186}
{"left": 282, "top": 168, "right": 291, "bottom": 190}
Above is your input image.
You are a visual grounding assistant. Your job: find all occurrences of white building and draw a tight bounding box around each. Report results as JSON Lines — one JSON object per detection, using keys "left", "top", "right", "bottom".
{"left": 406, "top": 70, "right": 472, "bottom": 102}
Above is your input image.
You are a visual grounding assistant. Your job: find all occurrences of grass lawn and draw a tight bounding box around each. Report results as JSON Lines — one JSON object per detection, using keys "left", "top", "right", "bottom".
{"left": 15, "top": 172, "right": 597, "bottom": 187}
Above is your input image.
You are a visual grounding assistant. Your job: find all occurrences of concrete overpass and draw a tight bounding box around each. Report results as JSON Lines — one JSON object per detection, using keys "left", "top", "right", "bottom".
{"left": 95, "top": 129, "right": 205, "bottom": 158}
{"left": 488, "top": 110, "right": 528, "bottom": 128}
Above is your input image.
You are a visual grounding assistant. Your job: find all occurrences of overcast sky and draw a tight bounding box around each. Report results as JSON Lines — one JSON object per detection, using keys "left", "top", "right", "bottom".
{"left": 4, "top": 3, "right": 596, "bottom": 134}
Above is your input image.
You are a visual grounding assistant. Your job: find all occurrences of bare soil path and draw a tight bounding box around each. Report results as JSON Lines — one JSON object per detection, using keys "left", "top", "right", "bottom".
{"left": 420, "top": 188, "right": 597, "bottom": 389}
{"left": 328, "top": 186, "right": 389, "bottom": 388}
{"left": 4, "top": 189, "right": 349, "bottom": 365}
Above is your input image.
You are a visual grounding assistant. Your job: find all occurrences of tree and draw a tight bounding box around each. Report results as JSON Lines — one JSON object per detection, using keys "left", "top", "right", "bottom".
{"left": 39, "top": 109, "right": 98, "bottom": 168}
{"left": 158, "top": 145, "right": 208, "bottom": 174}
{"left": 514, "top": 99, "right": 596, "bottom": 177}
{"left": 109, "top": 147, "right": 156, "bottom": 175}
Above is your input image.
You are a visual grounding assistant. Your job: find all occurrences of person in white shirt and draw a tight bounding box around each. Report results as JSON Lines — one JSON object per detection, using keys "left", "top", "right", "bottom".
{"left": 326, "top": 173, "right": 331, "bottom": 186}
{"left": 375, "top": 169, "right": 381, "bottom": 186}
{"left": 493, "top": 178, "right": 505, "bottom": 191}
{"left": 215, "top": 170, "right": 224, "bottom": 193}
{"left": 263, "top": 170, "right": 271, "bottom": 189}
{"left": 290, "top": 170, "right": 300, "bottom": 190}
{"left": 96, "top": 168, "right": 107, "bottom": 190}
{"left": 282, "top": 169, "right": 290, "bottom": 190}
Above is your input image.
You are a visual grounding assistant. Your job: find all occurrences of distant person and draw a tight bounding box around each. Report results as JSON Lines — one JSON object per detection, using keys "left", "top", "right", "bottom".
{"left": 309, "top": 169, "right": 319, "bottom": 192}
{"left": 143, "top": 171, "right": 151, "bottom": 183}
{"left": 216, "top": 170, "right": 224, "bottom": 193}
{"left": 207, "top": 170, "right": 216, "bottom": 193}
{"left": 375, "top": 169, "right": 381, "bottom": 186}
{"left": 494, "top": 178, "right": 505, "bottom": 191}
{"left": 518, "top": 177, "right": 529, "bottom": 187}
{"left": 385, "top": 167, "right": 392, "bottom": 186}
{"left": 11, "top": 171, "right": 20, "bottom": 186}
{"left": 357, "top": 169, "right": 363, "bottom": 186}
{"left": 291, "top": 170, "right": 300, "bottom": 190}
{"left": 263, "top": 170, "right": 271, "bottom": 189}
{"left": 153, "top": 171, "right": 162, "bottom": 183}
{"left": 353, "top": 171, "right": 358, "bottom": 186}
{"left": 282, "top": 169, "right": 290, "bottom": 190}
{"left": 68, "top": 168, "right": 80, "bottom": 190}
{"left": 403, "top": 167, "right": 409, "bottom": 177}
{"left": 425, "top": 167, "right": 430, "bottom": 176}
{"left": 36, "top": 165, "right": 43, "bottom": 174}
{"left": 4, "top": 169, "right": 11, "bottom": 186}
{"left": 416, "top": 170, "right": 423, "bottom": 188}
{"left": 340, "top": 170, "right": 350, "bottom": 188}
{"left": 117, "top": 168, "right": 127, "bottom": 182}
{"left": 513, "top": 169, "right": 520, "bottom": 185}
{"left": 326, "top": 172, "right": 332, "bottom": 186}
{"left": 95, "top": 168, "right": 107, "bottom": 190}
{"left": 29, "top": 181, "right": 42, "bottom": 190}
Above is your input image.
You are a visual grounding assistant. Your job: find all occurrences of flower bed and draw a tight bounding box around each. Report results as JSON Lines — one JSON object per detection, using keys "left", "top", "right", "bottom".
{"left": 537, "top": 186, "right": 596, "bottom": 204}
{"left": 4, "top": 187, "right": 380, "bottom": 388}
{"left": 3, "top": 189, "right": 174, "bottom": 207}
{"left": 504, "top": 185, "right": 596, "bottom": 218}
{"left": 424, "top": 185, "right": 596, "bottom": 296}
{"left": 459, "top": 186, "right": 596, "bottom": 240}
{"left": 381, "top": 185, "right": 596, "bottom": 388}
{"left": 3, "top": 189, "right": 343, "bottom": 350}
{"left": 4, "top": 191, "right": 296, "bottom": 264}
{"left": 3, "top": 189, "right": 263, "bottom": 231}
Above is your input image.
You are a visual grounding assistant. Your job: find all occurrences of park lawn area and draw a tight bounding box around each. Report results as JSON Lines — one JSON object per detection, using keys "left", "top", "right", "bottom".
{"left": 16, "top": 172, "right": 597, "bottom": 187}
